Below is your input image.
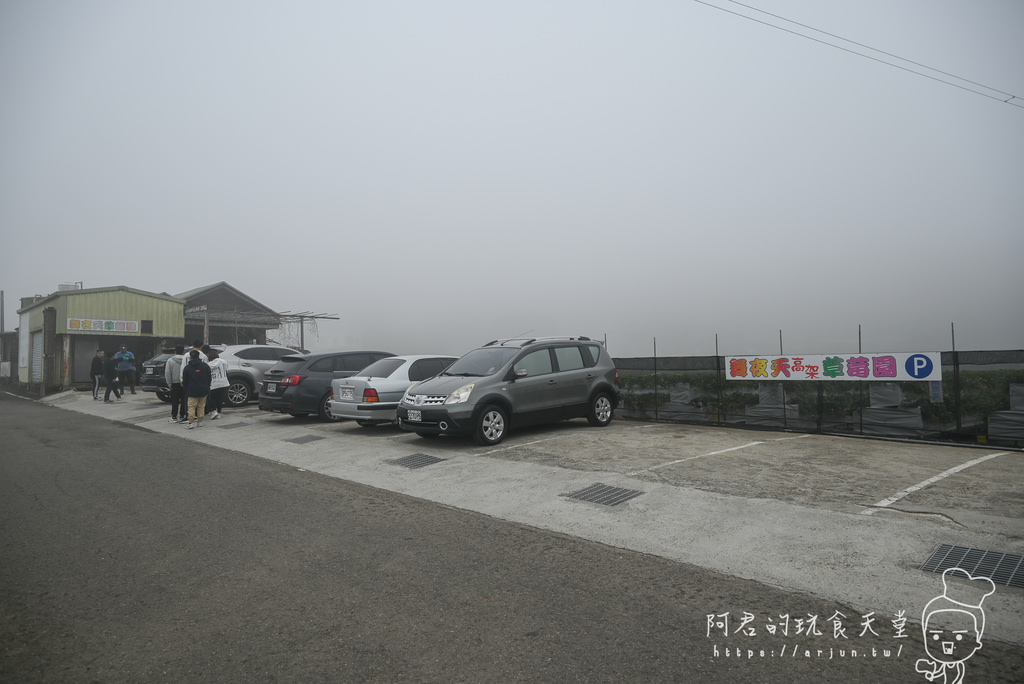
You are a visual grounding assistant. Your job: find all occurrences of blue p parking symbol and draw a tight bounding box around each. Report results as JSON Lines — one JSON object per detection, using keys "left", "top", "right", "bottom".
{"left": 906, "top": 354, "right": 934, "bottom": 379}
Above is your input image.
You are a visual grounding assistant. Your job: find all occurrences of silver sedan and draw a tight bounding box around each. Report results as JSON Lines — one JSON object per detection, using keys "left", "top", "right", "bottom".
{"left": 328, "top": 355, "right": 457, "bottom": 426}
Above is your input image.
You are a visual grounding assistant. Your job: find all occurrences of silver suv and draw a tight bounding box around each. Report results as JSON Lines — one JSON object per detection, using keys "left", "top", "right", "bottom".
{"left": 212, "top": 344, "right": 297, "bottom": 407}
{"left": 396, "top": 337, "right": 619, "bottom": 446}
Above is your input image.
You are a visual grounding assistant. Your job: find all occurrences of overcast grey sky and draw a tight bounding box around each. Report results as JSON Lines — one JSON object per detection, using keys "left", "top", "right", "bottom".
{"left": 2, "top": 0, "right": 1021, "bottom": 358}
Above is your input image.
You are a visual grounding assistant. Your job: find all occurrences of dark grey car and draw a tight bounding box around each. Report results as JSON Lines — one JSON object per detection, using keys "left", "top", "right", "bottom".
{"left": 213, "top": 344, "right": 299, "bottom": 407}
{"left": 396, "top": 337, "right": 619, "bottom": 446}
{"left": 258, "top": 350, "right": 394, "bottom": 420}
{"left": 139, "top": 350, "right": 175, "bottom": 402}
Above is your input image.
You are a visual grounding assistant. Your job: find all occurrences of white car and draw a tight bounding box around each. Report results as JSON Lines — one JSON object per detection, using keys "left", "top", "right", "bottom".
{"left": 211, "top": 344, "right": 299, "bottom": 407}
{"left": 328, "top": 355, "right": 456, "bottom": 425}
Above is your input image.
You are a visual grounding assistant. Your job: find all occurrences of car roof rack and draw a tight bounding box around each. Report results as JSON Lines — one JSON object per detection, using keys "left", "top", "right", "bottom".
{"left": 483, "top": 336, "right": 595, "bottom": 347}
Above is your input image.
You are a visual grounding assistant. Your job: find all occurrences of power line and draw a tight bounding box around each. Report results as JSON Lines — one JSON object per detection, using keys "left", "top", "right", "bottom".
{"left": 726, "top": 0, "right": 1016, "bottom": 98}
{"left": 694, "top": 0, "right": 1023, "bottom": 109}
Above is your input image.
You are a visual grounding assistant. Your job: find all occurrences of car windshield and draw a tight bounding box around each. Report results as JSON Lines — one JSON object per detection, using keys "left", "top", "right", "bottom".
{"left": 356, "top": 358, "right": 404, "bottom": 378}
{"left": 442, "top": 347, "right": 518, "bottom": 377}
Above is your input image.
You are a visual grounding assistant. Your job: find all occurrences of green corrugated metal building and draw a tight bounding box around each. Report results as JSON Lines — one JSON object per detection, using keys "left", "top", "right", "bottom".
{"left": 16, "top": 286, "right": 184, "bottom": 392}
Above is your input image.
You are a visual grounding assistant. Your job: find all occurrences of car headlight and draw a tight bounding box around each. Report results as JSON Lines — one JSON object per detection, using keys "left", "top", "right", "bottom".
{"left": 445, "top": 383, "right": 475, "bottom": 404}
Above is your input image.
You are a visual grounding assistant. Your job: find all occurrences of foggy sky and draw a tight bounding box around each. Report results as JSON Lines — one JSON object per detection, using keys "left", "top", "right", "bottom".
{"left": 2, "top": 0, "right": 1022, "bottom": 358}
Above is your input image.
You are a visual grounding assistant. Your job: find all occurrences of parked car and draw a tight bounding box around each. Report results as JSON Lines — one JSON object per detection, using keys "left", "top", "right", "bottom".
{"left": 139, "top": 349, "right": 176, "bottom": 402}
{"left": 396, "top": 337, "right": 619, "bottom": 446}
{"left": 212, "top": 344, "right": 298, "bottom": 407}
{"left": 259, "top": 350, "right": 394, "bottom": 420}
{"left": 328, "top": 355, "right": 457, "bottom": 426}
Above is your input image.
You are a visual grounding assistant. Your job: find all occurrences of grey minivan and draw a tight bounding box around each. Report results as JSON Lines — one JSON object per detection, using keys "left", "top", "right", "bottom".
{"left": 396, "top": 337, "right": 619, "bottom": 446}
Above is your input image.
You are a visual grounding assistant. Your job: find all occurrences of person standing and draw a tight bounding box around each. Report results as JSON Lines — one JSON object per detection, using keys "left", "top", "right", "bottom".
{"left": 182, "top": 349, "right": 212, "bottom": 429}
{"left": 206, "top": 349, "right": 229, "bottom": 420}
{"left": 89, "top": 349, "right": 105, "bottom": 400}
{"left": 179, "top": 339, "right": 208, "bottom": 385}
{"left": 102, "top": 350, "right": 122, "bottom": 403}
{"left": 164, "top": 344, "right": 187, "bottom": 423}
{"left": 115, "top": 344, "right": 137, "bottom": 394}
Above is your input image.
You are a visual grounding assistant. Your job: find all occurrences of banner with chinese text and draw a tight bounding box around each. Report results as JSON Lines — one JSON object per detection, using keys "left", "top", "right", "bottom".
{"left": 725, "top": 352, "right": 942, "bottom": 382}
{"left": 67, "top": 318, "right": 140, "bottom": 334}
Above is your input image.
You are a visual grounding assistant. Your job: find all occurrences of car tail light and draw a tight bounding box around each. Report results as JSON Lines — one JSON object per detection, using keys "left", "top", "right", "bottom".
{"left": 614, "top": 369, "right": 619, "bottom": 385}
{"left": 363, "top": 388, "right": 380, "bottom": 403}
{"left": 279, "top": 375, "right": 303, "bottom": 385}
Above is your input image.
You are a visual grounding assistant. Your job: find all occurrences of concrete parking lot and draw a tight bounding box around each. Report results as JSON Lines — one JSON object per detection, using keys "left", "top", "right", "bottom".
{"left": 35, "top": 389, "right": 1024, "bottom": 646}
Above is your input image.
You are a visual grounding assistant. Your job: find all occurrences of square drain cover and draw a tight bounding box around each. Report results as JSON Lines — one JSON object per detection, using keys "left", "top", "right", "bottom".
{"left": 389, "top": 453, "right": 446, "bottom": 469}
{"left": 285, "top": 434, "right": 324, "bottom": 445}
{"left": 921, "top": 544, "right": 1024, "bottom": 589}
{"left": 564, "top": 483, "right": 644, "bottom": 506}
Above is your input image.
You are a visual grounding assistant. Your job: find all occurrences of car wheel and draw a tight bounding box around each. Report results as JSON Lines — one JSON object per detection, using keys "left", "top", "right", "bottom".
{"left": 587, "top": 392, "right": 614, "bottom": 426}
{"left": 156, "top": 387, "right": 172, "bottom": 403}
{"left": 318, "top": 394, "right": 341, "bottom": 421}
{"left": 227, "top": 379, "right": 251, "bottom": 407}
{"left": 474, "top": 405, "right": 507, "bottom": 446}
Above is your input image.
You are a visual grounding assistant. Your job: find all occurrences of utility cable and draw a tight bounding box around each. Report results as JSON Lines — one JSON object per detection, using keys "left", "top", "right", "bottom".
{"left": 694, "top": 0, "right": 1023, "bottom": 109}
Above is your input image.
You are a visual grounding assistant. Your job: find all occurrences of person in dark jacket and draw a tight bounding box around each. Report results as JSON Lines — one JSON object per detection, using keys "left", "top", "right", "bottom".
{"left": 102, "top": 351, "right": 122, "bottom": 403}
{"left": 89, "top": 349, "right": 105, "bottom": 400}
{"left": 182, "top": 349, "right": 212, "bottom": 429}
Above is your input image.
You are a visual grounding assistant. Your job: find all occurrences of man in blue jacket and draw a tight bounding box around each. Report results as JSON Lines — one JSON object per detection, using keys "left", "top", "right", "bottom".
{"left": 114, "top": 344, "right": 137, "bottom": 394}
{"left": 182, "top": 349, "right": 212, "bottom": 429}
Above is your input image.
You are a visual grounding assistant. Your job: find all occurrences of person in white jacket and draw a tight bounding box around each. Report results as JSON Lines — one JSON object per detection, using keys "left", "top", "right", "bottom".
{"left": 207, "top": 349, "right": 230, "bottom": 419}
{"left": 179, "top": 339, "right": 208, "bottom": 384}
{"left": 164, "top": 344, "right": 187, "bottom": 423}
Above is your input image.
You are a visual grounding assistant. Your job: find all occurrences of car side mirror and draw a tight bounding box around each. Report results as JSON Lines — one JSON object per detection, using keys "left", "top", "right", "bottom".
{"left": 514, "top": 368, "right": 529, "bottom": 379}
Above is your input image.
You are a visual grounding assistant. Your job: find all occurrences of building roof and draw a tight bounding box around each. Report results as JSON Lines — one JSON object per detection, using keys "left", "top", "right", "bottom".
{"left": 174, "top": 281, "right": 277, "bottom": 316}
{"left": 17, "top": 285, "right": 185, "bottom": 313}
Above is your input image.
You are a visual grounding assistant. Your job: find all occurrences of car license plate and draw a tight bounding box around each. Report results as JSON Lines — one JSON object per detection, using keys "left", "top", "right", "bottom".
{"left": 407, "top": 409, "right": 422, "bottom": 422}
{"left": 341, "top": 387, "right": 354, "bottom": 400}
{"left": 146, "top": 368, "right": 155, "bottom": 375}
{"left": 266, "top": 383, "right": 277, "bottom": 393}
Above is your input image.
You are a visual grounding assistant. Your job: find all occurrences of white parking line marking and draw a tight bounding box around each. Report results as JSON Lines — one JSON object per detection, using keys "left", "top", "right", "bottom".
{"left": 478, "top": 435, "right": 568, "bottom": 455}
{"left": 478, "top": 421, "right": 669, "bottom": 454}
{"left": 861, "top": 452, "right": 1010, "bottom": 515}
{"left": 773, "top": 434, "right": 813, "bottom": 442}
{"left": 630, "top": 442, "right": 764, "bottom": 475}
{"left": 4, "top": 392, "right": 35, "bottom": 401}
{"left": 629, "top": 433, "right": 811, "bottom": 475}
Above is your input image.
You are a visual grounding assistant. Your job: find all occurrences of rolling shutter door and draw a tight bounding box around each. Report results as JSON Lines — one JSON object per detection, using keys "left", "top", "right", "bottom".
{"left": 31, "top": 332, "right": 43, "bottom": 382}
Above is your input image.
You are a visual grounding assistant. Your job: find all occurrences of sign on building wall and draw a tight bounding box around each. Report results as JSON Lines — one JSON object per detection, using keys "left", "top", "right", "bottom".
{"left": 725, "top": 352, "right": 942, "bottom": 382}
{"left": 67, "top": 318, "right": 140, "bottom": 334}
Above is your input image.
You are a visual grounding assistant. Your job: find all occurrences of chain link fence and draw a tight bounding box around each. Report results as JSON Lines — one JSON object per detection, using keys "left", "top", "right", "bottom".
{"left": 614, "top": 350, "right": 1024, "bottom": 448}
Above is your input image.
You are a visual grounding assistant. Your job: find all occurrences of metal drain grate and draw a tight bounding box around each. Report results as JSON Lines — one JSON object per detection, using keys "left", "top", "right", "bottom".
{"left": 563, "top": 483, "right": 645, "bottom": 506}
{"left": 921, "top": 544, "right": 1024, "bottom": 589}
{"left": 284, "top": 434, "right": 325, "bottom": 445}
{"left": 389, "top": 453, "right": 446, "bottom": 469}
{"left": 215, "top": 422, "right": 248, "bottom": 429}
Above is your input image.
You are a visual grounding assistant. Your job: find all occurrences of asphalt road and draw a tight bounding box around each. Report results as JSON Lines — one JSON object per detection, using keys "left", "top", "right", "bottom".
{"left": 2, "top": 390, "right": 1022, "bottom": 683}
